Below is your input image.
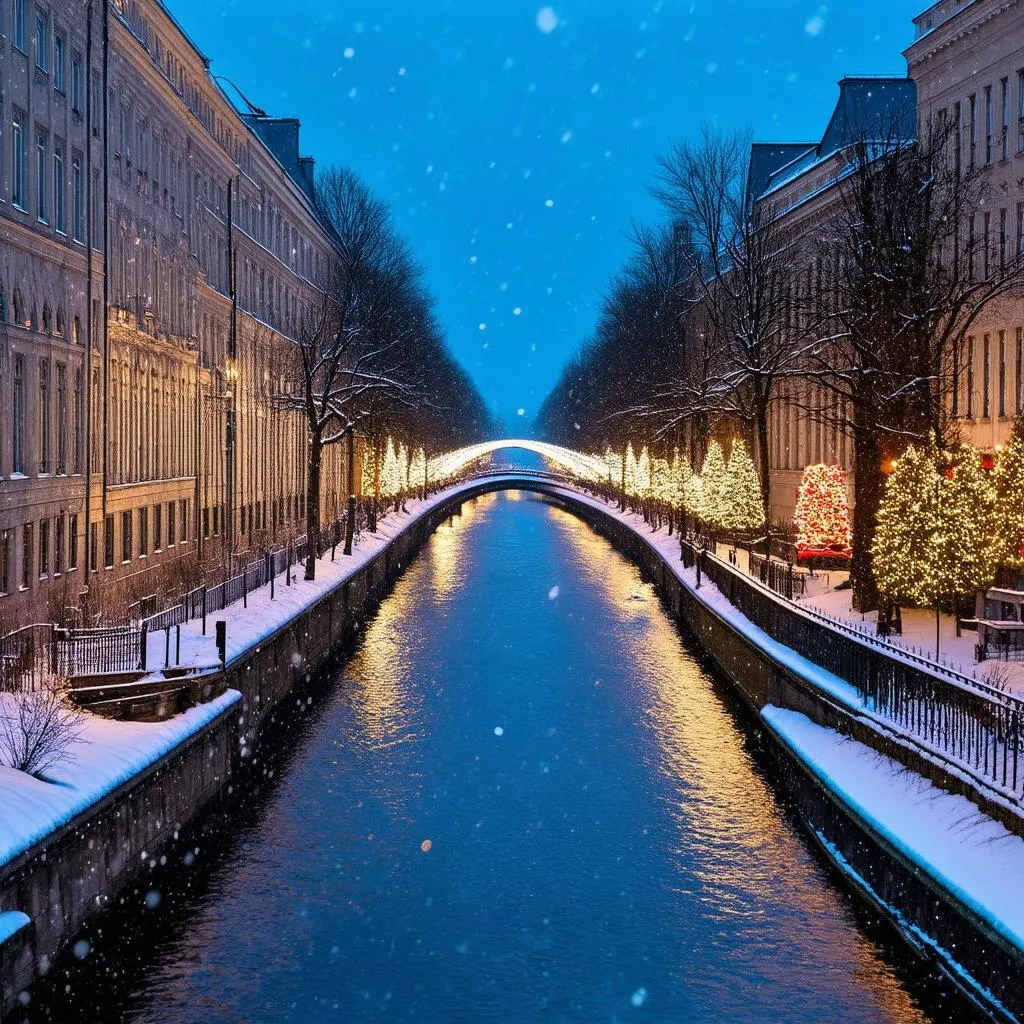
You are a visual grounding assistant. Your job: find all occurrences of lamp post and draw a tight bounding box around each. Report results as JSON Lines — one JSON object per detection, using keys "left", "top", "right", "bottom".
{"left": 224, "top": 357, "right": 238, "bottom": 575}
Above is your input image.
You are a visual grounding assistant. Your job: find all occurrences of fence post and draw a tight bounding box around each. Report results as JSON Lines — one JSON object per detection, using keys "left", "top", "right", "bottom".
{"left": 165, "top": 627, "right": 170, "bottom": 668}
{"left": 49, "top": 625, "right": 58, "bottom": 676}
{"left": 140, "top": 623, "right": 148, "bottom": 672}
{"left": 243, "top": 568, "right": 248, "bottom": 609}
{"left": 215, "top": 620, "right": 226, "bottom": 670}
{"left": 176, "top": 624, "right": 181, "bottom": 665}
{"left": 202, "top": 586, "right": 208, "bottom": 636}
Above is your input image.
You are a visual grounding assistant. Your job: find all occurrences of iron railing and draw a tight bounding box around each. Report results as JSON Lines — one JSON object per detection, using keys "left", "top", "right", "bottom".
{"left": 685, "top": 540, "right": 1024, "bottom": 797}
{"left": 748, "top": 551, "right": 807, "bottom": 600}
{"left": 0, "top": 624, "right": 56, "bottom": 693}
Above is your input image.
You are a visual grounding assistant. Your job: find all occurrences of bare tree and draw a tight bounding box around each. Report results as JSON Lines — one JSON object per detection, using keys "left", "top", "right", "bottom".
{"left": 806, "top": 116, "right": 1024, "bottom": 609}
{"left": 0, "top": 684, "right": 85, "bottom": 778}
{"left": 650, "top": 125, "right": 804, "bottom": 532}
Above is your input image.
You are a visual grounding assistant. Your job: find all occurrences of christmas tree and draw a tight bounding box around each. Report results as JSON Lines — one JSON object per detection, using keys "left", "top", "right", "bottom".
{"left": 794, "top": 464, "right": 851, "bottom": 549}
{"left": 721, "top": 439, "right": 765, "bottom": 532}
{"left": 696, "top": 440, "right": 728, "bottom": 528}
{"left": 994, "top": 422, "right": 1024, "bottom": 569}
{"left": 873, "top": 440, "right": 998, "bottom": 612}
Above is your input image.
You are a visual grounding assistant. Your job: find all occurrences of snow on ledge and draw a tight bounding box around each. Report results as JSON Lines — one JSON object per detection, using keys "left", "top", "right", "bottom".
{"left": 0, "top": 910, "right": 30, "bottom": 945}
{"left": 0, "top": 689, "right": 241, "bottom": 873}
{"left": 763, "top": 705, "right": 1024, "bottom": 954}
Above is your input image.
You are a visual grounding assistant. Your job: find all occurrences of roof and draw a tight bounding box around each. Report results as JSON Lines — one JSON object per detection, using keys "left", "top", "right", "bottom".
{"left": 754, "top": 76, "right": 918, "bottom": 201}
{"left": 747, "top": 143, "right": 816, "bottom": 202}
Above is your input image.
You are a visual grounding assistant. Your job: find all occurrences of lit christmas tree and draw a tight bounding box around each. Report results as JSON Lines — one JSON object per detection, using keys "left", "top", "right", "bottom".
{"left": 873, "top": 440, "right": 999, "bottom": 626}
{"left": 994, "top": 424, "right": 1024, "bottom": 569}
{"left": 410, "top": 447, "right": 427, "bottom": 494}
{"left": 721, "top": 439, "right": 765, "bottom": 532}
{"left": 794, "top": 464, "right": 851, "bottom": 549}
{"left": 696, "top": 439, "right": 727, "bottom": 528}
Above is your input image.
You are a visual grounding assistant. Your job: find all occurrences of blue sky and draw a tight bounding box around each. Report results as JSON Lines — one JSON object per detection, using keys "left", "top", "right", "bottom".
{"left": 173, "top": 0, "right": 921, "bottom": 430}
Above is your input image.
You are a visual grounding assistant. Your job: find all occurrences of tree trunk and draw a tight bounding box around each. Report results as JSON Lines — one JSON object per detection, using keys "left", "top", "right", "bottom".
{"left": 755, "top": 405, "right": 772, "bottom": 556}
{"left": 343, "top": 431, "right": 356, "bottom": 556}
{"left": 305, "top": 432, "right": 323, "bottom": 581}
{"left": 851, "top": 424, "right": 883, "bottom": 612}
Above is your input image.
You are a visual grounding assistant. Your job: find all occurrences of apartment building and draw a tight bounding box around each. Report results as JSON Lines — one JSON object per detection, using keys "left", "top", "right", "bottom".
{"left": 749, "top": 77, "right": 918, "bottom": 523}
{"left": 905, "top": 0, "right": 1024, "bottom": 451}
{"left": 0, "top": 0, "right": 354, "bottom": 625}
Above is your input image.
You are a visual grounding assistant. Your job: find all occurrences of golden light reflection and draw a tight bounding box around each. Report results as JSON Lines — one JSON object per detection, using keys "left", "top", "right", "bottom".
{"left": 542, "top": 500, "right": 930, "bottom": 1021}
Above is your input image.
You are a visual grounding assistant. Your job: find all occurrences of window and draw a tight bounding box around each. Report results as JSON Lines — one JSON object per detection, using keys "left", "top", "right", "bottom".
{"left": 999, "top": 331, "right": 1007, "bottom": 418}
{"left": 54, "top": 143, "right": 65, "bottom": 233}
{"left": 22, "top": 523, "right": 33, "bottom": 589}
{"left": 71, "top": 51, "right": 83, "bottom": 113}
{"left": 39, "top": 358, "right": 50, "bottom": 473}
{"left": 1001, "top": 208, "right": 1008, "bottom": 269}
{"left": 985, "top": 85, "right": 993, "bottom": 164}
{"left": 69, "top": 513, "right": 78, "bottom": 570}
{"left": 167, "top": 500, "right": 176, "bottom": 546}
{"left": 56, "top": 363, "right": 67, "bottom": 473}
{"left": 35, "top": 130, "right": 47, "bottom": 222}
{"left": 967, "top": 335, "right": 976, "bottom": 418}
{"left": 1018, "top": 327, "right": 1024, "bottom": 415}
{"left": 983, "top": 211, "right": 991, "bottom": 279}
{"left": 103, "top": 514, "right": 113, "bottom": 569}
{"left": 73, "top": 368, "right": 84, "bottom": 473}
{"left": 1002, "top": 77, "right": 1010, "bottom": 160}
{"left": 34, "top": 7, "right": 48, "bottom": 70}
{"left": 953, "top": 100, "right": 962, "bottom": 177}
{"left": 983, "top": 334, "right": 991, "bottom": 419}
{"left": 121, "top": 510, "right": 131, "bottom": 563}
{"left": 952, "top": 341, "right": 960, "bottom": 417}
{"left": 1019, "top": 71, "right": 1024, "bottom": 152}
{"left": 12, "top": 0, "right": 26, "bottom": 51}
{"left": 12, "top": 356, "right": 25, "bottom": 474}
{"left": 0, "top": 532, "right": 10, "bottom": 595}
{"left": 54, "top": 30, "right": 65, "bottom": 93}
{"left": 54, "top": 513, "right": 64, "bottom": 575}
{"left": 71, "top": 152, "right": 83, "bottom": 241}
{"left": 180, "top": 499, "right": 188, "bottom": 542}
{"left": 153, "top": 503, "right": 162, "bottom": 551}
{"left": 203, "top": 505, "right": 210, "bottom": 539}
{"left": 38, "top": 518, "right": 48, "bottom": 578}
{"left": 138, "top": 506, "right": 148, "bottom": 557}
{"left": 968, "top": 214, "right": 976, "bottom": 282}
{"left": 969, "top": 93, "right": 977, "bottom": 169}
{"left": 11, "top": 112, "right": 25, "bottom": 209}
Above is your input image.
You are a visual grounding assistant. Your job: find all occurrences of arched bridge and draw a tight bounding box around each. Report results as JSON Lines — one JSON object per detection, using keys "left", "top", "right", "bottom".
{"left": 429, "top": 439, "right": 609, "bottom": 484}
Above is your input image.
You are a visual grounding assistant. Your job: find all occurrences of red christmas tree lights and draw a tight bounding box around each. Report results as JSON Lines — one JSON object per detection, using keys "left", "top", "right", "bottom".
{"left": 794, "top": 463, "right": 851, "bottom": 551}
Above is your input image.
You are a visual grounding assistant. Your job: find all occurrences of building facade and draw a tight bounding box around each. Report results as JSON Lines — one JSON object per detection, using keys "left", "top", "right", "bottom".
{"left": 751, "top": 0, "right": 1024, "bottom": 525}
{"left": 0, "top": 0, "right": 354, "bottom": 626}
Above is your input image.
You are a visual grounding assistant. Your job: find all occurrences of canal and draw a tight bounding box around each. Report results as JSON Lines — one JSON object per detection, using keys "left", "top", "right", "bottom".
{"left": 23, "top": 491, "right": 969, "bottom": 1022}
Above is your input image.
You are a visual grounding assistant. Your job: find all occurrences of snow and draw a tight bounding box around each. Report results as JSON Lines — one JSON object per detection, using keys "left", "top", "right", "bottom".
{"left": 0, "top": 688, "right": 240, "bottom": 871}
{"left": 763, "top": 705, "right": 1024, "bottom": 953}
{"left": 0, "top": 910, "right": 29, "bottom": 944}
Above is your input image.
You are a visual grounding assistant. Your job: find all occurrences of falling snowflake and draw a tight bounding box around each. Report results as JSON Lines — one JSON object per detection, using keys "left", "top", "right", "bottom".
{"left": 548, "top": 585, "right": 560, "bottom": 599}
{"left": 494, "top": 725, "right": 505, "bottom": 736}
{"left": 536, "top": 6, "right": 558, "bottom": 33}
{"left": 343, "top": 46, "right": 355, "bottom": 58}
{"left": 513, "top": 306, "right": 522, "bottom": 315}
{"left": 544, "top": 198, "right": 554, "bottom": 208}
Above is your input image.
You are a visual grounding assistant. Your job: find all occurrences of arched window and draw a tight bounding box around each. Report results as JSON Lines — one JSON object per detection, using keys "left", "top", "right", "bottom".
{"left": 0, "top": 290, "right": 6, "bottom": 323}
{"left": 12, "top": 289, "right": 24, "bottom": 326}
{"left": 55, "top": 308, "right": 66, "bottom": 337}
{"left": 30, "top": 305, "right": 38, "bottom": 331}
{"left": 72, "top": 316, "right": 81, "bottom": 344}
{"left": 42, "top": 304, "right": 52, "bottom": 334}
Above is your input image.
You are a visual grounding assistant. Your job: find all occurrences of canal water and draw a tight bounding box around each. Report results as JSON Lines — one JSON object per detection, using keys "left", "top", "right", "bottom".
{"left": 25, "top": 492, "right": 967, "bottom": 1022}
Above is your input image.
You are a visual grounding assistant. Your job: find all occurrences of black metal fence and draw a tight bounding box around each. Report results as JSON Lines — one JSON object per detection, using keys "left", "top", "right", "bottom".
{"left": 52, "top": 625, "right": 147, "bottom": 678}
{"left": 0, "top": 624, "right": 56, "bottom": 693}
{"left": 685, "top": 540, "right": 1024, "bottom": 797}
{"left": 748, "top": 551, "right": 807, "bottom": 600}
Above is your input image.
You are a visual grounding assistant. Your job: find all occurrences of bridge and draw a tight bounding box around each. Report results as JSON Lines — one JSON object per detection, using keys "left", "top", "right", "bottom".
{"left": 428, "top": 438, "right": 611, "bottom": 485}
